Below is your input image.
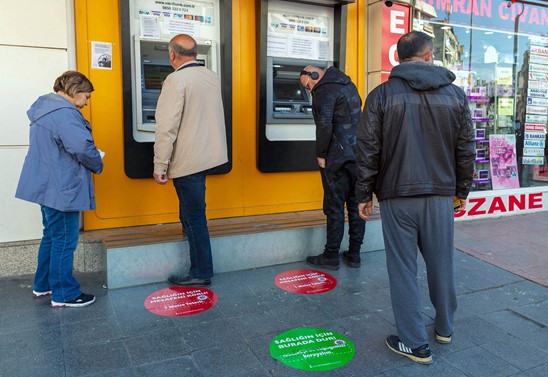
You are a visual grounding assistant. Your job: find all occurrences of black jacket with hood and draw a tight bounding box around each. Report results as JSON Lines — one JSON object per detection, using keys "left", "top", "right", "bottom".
{"left": 356, "top": 61, "right": 475, "bottom": 203}
{"left": 310, "top": 66, "right": 362, "bottom": 172}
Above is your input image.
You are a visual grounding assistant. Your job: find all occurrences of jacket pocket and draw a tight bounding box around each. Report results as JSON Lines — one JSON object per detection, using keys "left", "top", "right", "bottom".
{"left": 60, "top": 178, "right": 83, "bottom": 202}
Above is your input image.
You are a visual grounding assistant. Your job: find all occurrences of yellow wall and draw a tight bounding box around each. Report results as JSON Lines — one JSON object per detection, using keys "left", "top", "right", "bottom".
{"left": 75, "top": 0, "right": 365, "bottom": 230}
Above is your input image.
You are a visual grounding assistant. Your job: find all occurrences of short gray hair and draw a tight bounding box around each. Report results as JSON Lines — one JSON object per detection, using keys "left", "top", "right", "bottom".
{"left": 169, "top": 40, "right": 198, "bottom": 57}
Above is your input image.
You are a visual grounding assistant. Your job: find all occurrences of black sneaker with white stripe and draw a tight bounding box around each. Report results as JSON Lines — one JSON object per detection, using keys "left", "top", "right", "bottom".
{"left": 51, "top": 293, "right": 96, "bottom": 308}
{"left": 385, "top": 335, "right": 432, "bottom": 364}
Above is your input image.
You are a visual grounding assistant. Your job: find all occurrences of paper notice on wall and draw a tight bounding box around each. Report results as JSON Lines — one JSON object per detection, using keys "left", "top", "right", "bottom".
{"left": 496, "top": 67, "right": 513, "bottom": 85}
{"left": 288, "top": 36, "right": 314, "bottom": 59}
{"left": 498, "top": 98, "right": 514, "bottom": 116}
{"left": 91, "top": 42, "right": 112, "bottom": 70}
{"left": 140, "top": 14, "right": 161, "bottom": 39}
{"left": 162, "top": 17, "right": 200, "bottom": 37}
{"left": 267, "top": 11, "right": 330, "bottom": 60}
{"left": 318, "top": 41, "right": 330, "bottom": 61}
{"left": 267, "top": 33, "right": 288, "bottom": 56}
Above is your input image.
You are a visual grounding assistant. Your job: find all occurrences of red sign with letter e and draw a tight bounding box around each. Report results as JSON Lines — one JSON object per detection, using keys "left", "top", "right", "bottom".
{"left": 382, "top": 3, "right": 410, "bottom": 76}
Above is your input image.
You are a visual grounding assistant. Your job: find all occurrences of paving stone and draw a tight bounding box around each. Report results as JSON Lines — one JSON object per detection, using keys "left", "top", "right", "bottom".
{"left": 132, "top": 356, "right": 200, "bottom": 377}
{"left": 123, "top": 328, "right": 190, "bottom": 366}
{"left": 1, "top": 211, "right": 548, "bottom": 377}
{"left": 64, "top": 340, "right": 132, "bottom": 376}
{"left": 443, "top": 346, "right": 520, "bottom": 377}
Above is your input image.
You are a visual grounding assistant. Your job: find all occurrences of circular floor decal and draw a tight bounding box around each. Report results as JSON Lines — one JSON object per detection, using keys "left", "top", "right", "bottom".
{"left": 144, "top": 286, "right": 217, "bottom": 317}
{"left": 270, "top": 328, "right": 355, "bottom": 371}
{"left": 275, "top": 269, "right": 337, "bottom": 294}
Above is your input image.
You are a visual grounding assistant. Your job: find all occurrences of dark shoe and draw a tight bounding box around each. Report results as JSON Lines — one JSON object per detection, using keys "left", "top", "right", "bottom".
{"left": 435, "top": 331, "right": 452, "bottom": 344}
{"left": 33, "top": 290, "right": 52, "bottom": 298}
{"left": 51, "top": 293, "right": 96, "bottom": 308}
{"left": 168, "top": 275, "right": 211, "bottom": 287}
{"left": 306, "top": 254, "right": 340, "bottom": 270}
{"left": 342, "top": 251, "right": 361, "bottom": 268}
{"left": 385, "top": 335, "right": 432, "bottom": 364}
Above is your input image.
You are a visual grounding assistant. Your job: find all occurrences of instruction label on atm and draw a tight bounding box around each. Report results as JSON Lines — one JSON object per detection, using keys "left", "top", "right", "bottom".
{"left": 137, "top": 0, "right": 215, "bottom": 39}
{"left": 267, "top": 11, "right": 330, "bottom": 60}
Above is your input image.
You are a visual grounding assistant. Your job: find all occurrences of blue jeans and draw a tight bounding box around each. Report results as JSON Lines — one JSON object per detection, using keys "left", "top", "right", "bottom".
{"left": 173, "top": 171, "right": 213, "bottom": 279}
{"left": 34, "top": 206, "right": 81, "bottom": 302}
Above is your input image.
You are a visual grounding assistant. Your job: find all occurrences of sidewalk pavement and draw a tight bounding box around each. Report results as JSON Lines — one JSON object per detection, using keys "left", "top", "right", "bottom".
{"left": 1, "top": 212, "right": 547, "bottom": 377}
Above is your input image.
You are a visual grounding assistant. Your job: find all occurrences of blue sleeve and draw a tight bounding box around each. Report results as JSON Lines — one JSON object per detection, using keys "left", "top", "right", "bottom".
{"left": 57, "top": 110, "right": 103, "bottom": 174}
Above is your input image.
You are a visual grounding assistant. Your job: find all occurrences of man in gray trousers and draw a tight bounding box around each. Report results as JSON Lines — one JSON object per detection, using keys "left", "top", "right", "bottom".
{"left": 355, "top": 31, "right": 475, "bottom": 364}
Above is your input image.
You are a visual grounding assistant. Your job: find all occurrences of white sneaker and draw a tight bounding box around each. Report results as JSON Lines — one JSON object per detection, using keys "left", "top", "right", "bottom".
{"left": 32, "top": 290, "right": 52, "bottom": 298}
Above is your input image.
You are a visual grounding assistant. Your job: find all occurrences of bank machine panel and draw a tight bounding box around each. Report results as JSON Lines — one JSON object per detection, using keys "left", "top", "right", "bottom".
{"left": 265, "top": 57, "right": 331, "bottom": 142}
{"left": 258, "top": 0, "right": 352, "bottom": 172}
{"left": 121, "top": 0, "right": 232, "bottom": 179}
{"left": 136, "top": 39, "right": 214, "bottom": 135}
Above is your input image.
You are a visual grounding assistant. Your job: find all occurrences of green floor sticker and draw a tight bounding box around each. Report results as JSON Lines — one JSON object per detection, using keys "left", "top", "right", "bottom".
{"left": 269, "top": 328, "right": 355, "bottom": 371}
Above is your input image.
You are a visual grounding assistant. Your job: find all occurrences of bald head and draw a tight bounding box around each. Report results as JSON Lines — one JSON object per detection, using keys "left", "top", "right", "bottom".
{"left": 299, "top": 65, "right": 324, "bottom": 92}
{"left": 168, "top": 34, "right": 198, "bottom": 68}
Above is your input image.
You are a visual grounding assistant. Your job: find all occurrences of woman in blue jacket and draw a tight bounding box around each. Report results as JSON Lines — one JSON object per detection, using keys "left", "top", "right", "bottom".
{"left": 16, "top": 71, "right": 103, "bottom": 308}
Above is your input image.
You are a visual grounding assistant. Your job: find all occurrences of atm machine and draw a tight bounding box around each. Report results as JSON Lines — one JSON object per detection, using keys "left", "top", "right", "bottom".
{"left": 121, "top": 0, "right": 232, "bottom": 178}
{"left": 257, "top": 0, "right": 354, "bottom": 172}
{"left": 135, "top": 39, "right": 217, "bottom": 136}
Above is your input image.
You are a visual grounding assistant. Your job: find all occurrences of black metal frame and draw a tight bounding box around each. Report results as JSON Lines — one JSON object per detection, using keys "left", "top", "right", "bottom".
{"left": 120, "top": 0, "right": 233, "bottom": 179}
{"left": 256, "top": 0, "right": 352, "bottom": 172}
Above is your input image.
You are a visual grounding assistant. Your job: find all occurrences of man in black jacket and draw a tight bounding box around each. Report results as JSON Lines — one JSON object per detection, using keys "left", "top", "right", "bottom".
{"left": 356, "top": 31, "right": 475, "bottom": 364}
{"left": 300, "top": 65, "right": 365, "bottom": 270}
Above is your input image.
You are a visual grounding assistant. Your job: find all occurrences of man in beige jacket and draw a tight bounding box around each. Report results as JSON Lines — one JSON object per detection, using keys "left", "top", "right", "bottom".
{"left": 153, "top": 34, "right": 227, "bottom": 287}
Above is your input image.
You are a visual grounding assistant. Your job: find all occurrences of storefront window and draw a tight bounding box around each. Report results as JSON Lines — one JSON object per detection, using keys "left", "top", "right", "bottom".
{"left": 413, "top": 0, "right": 548, "bottom": 191}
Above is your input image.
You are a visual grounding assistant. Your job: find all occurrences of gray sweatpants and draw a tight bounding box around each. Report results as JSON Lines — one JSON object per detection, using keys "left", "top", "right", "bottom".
{"left": 380, "top": 195, "right": 457, "bottom": 349}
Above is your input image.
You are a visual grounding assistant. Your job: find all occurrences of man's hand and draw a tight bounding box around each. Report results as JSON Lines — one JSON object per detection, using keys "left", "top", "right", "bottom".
{"left": 453, "top": 196, "right": 467, "bottom": 213}
{"left": 317, "top": 157, "right": 326, "bottom": 168}
{"left": 153, "top": 173, "right": 169, "bottom": 185}
{"left": 358, "top": 201, "right": 374, "bottom": 221}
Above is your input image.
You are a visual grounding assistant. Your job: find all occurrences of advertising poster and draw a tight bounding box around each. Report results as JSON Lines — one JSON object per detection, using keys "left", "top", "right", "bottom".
{"left": 137, "top": 0, "right": 215, "bottom": 40}
{"left": 453, "top": 70, "right": 476, "bottom": 89}
{"left": 144, "top": 286, "right": 217, "bottom": 316}
{"left": 270, "top": 328, "right": 354, "bottom": 371}
{"left": 275, "top": 269, "right": 336, "bottom": 294}
{"left": 489, "top": 134, "right": 520, "bottom": 189}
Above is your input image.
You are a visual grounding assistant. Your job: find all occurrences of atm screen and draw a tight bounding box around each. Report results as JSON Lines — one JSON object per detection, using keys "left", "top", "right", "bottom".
{"left": 273, "top": 79, "right": 307, "bottom": 102}
{"left": 143, "top": 64, "right": 173, "bottom": 90}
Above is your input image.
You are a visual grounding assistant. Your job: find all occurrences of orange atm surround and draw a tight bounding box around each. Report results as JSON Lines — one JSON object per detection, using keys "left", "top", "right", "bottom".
{"left": 75, "top": 0, "right": 365, "bottom": 231}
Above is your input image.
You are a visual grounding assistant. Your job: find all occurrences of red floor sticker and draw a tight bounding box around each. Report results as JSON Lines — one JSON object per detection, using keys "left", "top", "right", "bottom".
{"left": 144, "top": 286, "right": 217, "bottom": 317}
{"left": 275, "top": 269, "right": 337, "bottom": 294}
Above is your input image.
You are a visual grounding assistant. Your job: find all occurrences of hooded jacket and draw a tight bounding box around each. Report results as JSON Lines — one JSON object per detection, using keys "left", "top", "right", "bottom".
{"left": 310, "top": 66, "right": 362, "bottom": 172}
{"left": 16, "top": 93, "right": 103, "bottom": 211}
{"left": 356, "top": 61, "right": 475, "bottom": 203}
